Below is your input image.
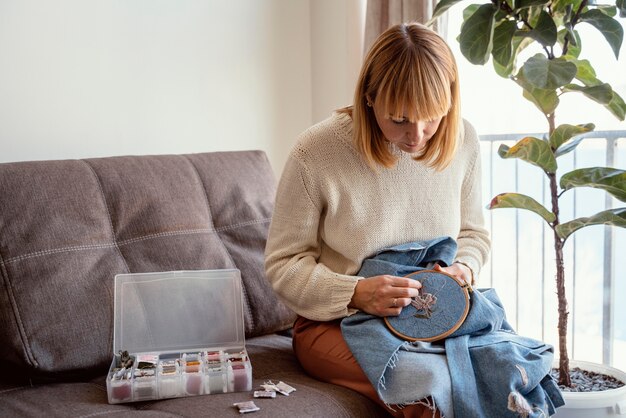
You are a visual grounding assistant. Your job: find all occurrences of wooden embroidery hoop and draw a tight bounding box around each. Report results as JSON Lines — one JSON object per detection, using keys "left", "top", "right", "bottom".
{"left": 383, "top": 269, "right": 472, "bottom": 342}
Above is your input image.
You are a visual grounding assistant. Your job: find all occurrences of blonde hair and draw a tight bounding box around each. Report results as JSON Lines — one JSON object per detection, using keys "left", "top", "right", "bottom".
{"left": 339, "top": 22, "right": 460, "bottom": 170}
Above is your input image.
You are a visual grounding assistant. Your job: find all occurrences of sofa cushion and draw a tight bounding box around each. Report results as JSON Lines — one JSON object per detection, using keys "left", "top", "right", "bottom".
{"left": 0, "top": 151, "right": 295, "bottom": 375}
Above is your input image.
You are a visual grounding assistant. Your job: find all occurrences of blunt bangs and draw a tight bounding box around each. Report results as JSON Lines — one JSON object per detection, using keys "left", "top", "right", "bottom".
{"left": 376, "top": 45, "right": 453, "bottom": 123}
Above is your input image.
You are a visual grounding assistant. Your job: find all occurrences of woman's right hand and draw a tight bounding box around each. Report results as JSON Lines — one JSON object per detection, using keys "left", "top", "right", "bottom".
{"left": 349, "top": 275, "right": 421, "bottom": 317}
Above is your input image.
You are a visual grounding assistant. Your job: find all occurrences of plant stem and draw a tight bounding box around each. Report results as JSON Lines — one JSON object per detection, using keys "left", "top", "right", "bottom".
{"left": 547, "top": 113, "right": 572, "bottom": 387}
{"left": 550, "top": 186, "right": 572, "bottom": 386}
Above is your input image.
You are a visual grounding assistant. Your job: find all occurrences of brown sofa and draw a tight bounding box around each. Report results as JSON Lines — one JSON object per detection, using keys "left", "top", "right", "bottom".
{"left": 0, "top": 151, "right": 388, "bottom": 417}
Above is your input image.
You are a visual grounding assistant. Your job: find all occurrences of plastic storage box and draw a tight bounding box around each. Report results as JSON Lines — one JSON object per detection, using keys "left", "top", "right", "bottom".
{"left": 106, "top": 269, "right": 252, "bottom": 404}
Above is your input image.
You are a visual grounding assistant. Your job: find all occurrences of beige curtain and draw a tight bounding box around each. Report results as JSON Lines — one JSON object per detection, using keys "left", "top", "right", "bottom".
{"left": 364, "top": 0, "right": 447, "bottom": 54}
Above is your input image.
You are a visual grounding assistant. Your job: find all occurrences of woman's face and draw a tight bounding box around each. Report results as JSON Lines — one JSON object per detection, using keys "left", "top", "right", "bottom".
{"left": 370, "top": 99, "right": 443, "bottom": 154}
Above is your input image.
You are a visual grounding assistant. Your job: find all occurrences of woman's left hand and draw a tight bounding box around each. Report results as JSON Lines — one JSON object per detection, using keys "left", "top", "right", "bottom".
{"left": 433, "top": 263, "right": 472, "bottom": 286}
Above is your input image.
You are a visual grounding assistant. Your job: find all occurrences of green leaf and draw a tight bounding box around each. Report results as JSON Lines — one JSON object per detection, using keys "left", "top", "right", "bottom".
{"left": 427, "top": 0, "right": 467, "bottom": 25}
{"left": 556, "top": 208, "right": 626, "bottom": 241}
{"left": 560, "top": 167, "right": 626, "bottom": 202}
{"left": 494, "top": 35, "right": 534, "bottom": 77}
{"left": 555, "top": 135, "right": 586, "bottom": 157}
{"left": 515, "top": 0, "right": 550, "bottom": 9}
{"left": 617, "top": 0, "right": 626, "bottom": 18}
{"left": 570, "top": 58, "right": 598, "bottom": 85}
{"left": 521, "top": 54, "right": 577, "bottom": 90}
{"left": 494, "top": 58, "right": 513, "bottom": 78}
{"left": 562, "top": 83, "right": 614, "bottom": 105}
{"left": 515, "top": 70, "right": 559, "bottom": 114}
{"left": 498, "top": 137, "right": 557, "bottom": 173}
{"left": 606, "top": 90, "right": 626, "bottom": 121}
{"left": 462, "top": 4, "right": 480, "bottom": 21}
{"left": 595, "top": 5, "right": 618, "bottom": 17}
{"left": 523, "top": 87, "right": 559, "bottom": 114}
{"left": 459, "top": 3, "right": 498, "bottom": 65}
{"left": 554, "top": 126, "right": 596, "bottom": 157}
{"left": 527, "top": 10, "right": 558, "bottom": 47}
{"left": 564, "top": 23, "right": 577, "bottom": 45}
{"left": 488, "top": 192, "right": 556, "bottom": 223}
{"left": 579, "top": 9, "right": 624, "bottom": 59}
{"left": 549, "top": 123, "right": 595, "bottom": 150}
{"left": 492, "top": 20, "right": 518, "bottom": 67}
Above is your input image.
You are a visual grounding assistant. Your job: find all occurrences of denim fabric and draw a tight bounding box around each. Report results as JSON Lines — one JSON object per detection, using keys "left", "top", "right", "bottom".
{"left": 446, "top": 328, "right": 562, "bottom": 417}
{"left": 444, "top": 289, "right": 563, "bottom": 417}
{"left": 357, "top": 236, "right": 457, "bottom": 278}
{"left": 341, "top": 237, "right": 564, "bottom": 417}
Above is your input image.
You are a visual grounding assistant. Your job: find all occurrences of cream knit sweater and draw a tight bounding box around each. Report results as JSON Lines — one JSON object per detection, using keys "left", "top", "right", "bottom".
{"left": 265, "top": 112, "right": 490, "bottom": 321}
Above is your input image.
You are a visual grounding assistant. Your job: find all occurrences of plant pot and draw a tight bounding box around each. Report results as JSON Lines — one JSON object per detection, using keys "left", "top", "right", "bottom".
{"left": 553, "top": 360, "right": 626, "bottom": 417}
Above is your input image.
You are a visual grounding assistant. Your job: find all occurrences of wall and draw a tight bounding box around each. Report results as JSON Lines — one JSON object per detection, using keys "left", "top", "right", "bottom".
{"left": 1, "top": 0, "right": 355, "bottom": 175}
{"left": 310, "top": 0, "right": 365, "bottom": 124}
{"left": 0, "top": 0, "right": 366, "bottom": 174}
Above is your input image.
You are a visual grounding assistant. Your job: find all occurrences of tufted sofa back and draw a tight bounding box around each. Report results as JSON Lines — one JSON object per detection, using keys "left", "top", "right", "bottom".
{"left": 0, "top": 151, "right": 295, "bottom": 376}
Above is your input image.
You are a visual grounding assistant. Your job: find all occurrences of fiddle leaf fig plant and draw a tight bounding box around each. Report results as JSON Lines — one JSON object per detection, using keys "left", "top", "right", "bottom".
{"left": 429, "top": 0, "right": 626, "bottom": 387}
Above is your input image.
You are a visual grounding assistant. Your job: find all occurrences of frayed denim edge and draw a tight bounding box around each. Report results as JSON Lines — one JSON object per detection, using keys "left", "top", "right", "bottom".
{"left": 375, "top": 342, "right": 441, "bottom": 417}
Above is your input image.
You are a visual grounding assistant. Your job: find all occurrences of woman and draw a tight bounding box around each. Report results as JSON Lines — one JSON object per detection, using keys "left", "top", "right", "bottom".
{"left": 265, "top": 22, "right": 490, "bottom": 417}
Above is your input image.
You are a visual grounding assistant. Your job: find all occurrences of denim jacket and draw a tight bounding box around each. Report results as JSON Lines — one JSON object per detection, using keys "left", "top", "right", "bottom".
{"left": 340, "top": 237, "right": 564, "bottom": 417}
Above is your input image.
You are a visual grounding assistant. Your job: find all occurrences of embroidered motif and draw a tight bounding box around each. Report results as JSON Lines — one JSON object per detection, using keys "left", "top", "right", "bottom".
{"left": 411, "top": 293, "right": 437, "bottom": 319}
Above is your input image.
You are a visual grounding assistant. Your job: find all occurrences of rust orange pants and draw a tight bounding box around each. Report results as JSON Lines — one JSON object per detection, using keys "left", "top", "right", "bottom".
{"left": 292, "top": 316, "right": 440, "bottom": 418}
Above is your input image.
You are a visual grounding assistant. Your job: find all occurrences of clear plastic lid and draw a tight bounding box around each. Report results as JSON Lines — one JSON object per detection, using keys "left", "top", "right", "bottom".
{"left": 113, "top": 269, "right": 245, "bottom": 354}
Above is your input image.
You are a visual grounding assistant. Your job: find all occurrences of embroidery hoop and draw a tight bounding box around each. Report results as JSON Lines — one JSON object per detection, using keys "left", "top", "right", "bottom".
{"left": 383, "top": 269, "right": 472, "bottom": 342}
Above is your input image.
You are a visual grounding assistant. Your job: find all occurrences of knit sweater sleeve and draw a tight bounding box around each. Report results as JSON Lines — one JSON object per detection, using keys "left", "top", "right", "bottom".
{"left": 454, "top": 120, "right": 491, "bottom": 278}
{"left": 264, "top": 146, "right": 360, "bottom": 321}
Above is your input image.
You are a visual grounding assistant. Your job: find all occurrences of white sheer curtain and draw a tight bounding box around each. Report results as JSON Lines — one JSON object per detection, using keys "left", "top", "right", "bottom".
{"left": 364, "top": 0, "right": 446, "bottom": 54}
